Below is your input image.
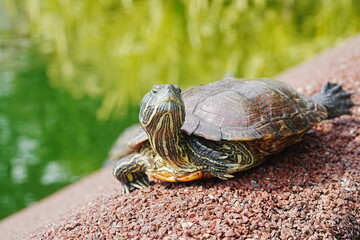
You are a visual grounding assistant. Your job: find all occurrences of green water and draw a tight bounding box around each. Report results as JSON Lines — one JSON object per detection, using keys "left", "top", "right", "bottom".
{"left": 0, "top": 37, "right": 138, "bottom": 219}
{"left": 1, "top": 0, "right": 360, "bottom": 220}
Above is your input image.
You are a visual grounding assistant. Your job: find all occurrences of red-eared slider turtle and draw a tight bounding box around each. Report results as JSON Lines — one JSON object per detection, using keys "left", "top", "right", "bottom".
{"left": 113, "top": 78, "right": 354, "bottom": 193}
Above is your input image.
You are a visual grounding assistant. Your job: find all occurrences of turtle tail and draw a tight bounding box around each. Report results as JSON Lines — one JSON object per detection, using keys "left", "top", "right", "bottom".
{"left": 312, "top": 82, "right": 355, "bottom": 119}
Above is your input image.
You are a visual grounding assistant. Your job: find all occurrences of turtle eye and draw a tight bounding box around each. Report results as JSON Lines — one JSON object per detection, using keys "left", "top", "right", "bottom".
{"left": 174, "top": 85, "right": 181, "bottom": 94}
{"left": 151, "top": 86, "right": 160, "bottom": 94}
{"left": 151, "top": 85, "right": 161, "bottom": 94}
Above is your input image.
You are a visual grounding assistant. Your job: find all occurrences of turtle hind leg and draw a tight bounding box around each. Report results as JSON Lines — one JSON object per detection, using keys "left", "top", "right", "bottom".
{"left": 313, "top": 82, "right": 355, "bottom": 119}
{"left": 113, "top": 153, "right": 150, "bottom": 193}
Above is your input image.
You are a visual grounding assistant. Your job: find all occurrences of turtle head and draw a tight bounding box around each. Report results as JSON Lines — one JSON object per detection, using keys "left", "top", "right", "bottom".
{"left": 139, "top": 84, "right": 185, "bottom": 134}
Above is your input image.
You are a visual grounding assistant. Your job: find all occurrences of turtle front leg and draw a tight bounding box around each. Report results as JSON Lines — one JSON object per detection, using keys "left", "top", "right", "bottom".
{"left": 112, "top": 153, "right": 151, "bottom": 193}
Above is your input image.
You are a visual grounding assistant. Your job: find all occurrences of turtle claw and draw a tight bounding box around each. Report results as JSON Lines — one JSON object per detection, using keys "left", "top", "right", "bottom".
{"left": 226, "top": 163, "right": 241, "bottom": 172}
{"left": 122, "top": 184, "right": 131, "bottom": 194}
{"left": 205, "top": 161, "right": 241, "bottom": 180}
{"left": 122, "top": 172, "right": 150, "bottom": 194}
{"left": 215, "top": 173, "right": 235, "bottom": 180}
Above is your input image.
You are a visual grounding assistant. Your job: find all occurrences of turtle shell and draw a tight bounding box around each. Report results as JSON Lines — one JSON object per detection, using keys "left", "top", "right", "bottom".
{"left": 129, "top": 78, "right": 327, "bottom": 150}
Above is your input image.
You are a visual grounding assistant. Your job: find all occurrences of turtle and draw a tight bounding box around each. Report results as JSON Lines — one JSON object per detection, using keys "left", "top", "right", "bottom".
{"left": 112, "top": 78, "right": 354, "bottom": 193}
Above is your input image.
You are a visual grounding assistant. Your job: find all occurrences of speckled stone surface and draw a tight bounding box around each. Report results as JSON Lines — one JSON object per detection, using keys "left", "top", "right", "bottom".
{"left": 1, "top": 35, "right": 359, "bottom": 240}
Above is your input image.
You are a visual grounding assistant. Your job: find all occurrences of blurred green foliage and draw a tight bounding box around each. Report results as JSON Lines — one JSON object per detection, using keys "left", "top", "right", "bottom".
{"left": 12, "top": 0, "right": 360, "bottom": 119}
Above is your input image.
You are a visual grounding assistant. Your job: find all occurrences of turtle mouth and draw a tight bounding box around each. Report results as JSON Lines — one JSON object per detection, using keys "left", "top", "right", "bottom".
{"left": 156, "top": 96, "right": 181, "bottom": 105}
{"left": 156, "top": 99, "right": 182, "bottom": 113}
{"left": 154, "top": 90, "right": 183, "bottom": 106}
